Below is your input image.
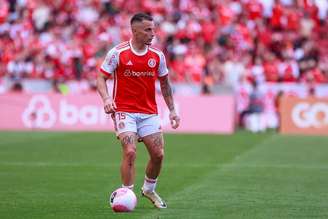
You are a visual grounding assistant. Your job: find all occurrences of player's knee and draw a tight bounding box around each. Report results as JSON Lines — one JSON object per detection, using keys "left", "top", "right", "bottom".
{"left": 124, "top": 149, "right": 136, "bottom": 162}
{"left": 151, "top": 149, "right": 164, "bottom": 163}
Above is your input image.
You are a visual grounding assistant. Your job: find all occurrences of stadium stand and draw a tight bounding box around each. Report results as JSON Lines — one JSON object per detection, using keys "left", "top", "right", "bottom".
{"left": 0, "top": 0, "right": 327, "bottom": 92}
{"left": 0, "top": 0, "right": 327, "bottom": 131}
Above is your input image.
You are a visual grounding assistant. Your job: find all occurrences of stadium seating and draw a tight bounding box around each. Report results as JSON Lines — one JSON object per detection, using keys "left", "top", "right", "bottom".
{"left": 0, "top": 0, "right": 327, "bottom": 92}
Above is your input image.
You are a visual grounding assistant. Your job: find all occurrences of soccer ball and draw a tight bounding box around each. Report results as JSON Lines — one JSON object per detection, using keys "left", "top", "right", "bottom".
{"left": 109, "top": 188, "right": 137, "bottom": 212}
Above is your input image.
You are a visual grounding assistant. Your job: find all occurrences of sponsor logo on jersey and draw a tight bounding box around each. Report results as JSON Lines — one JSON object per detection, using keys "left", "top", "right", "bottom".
{"left": 124, "top": 69, "right": 155, "bottom": 77}
{"left": 127, "top": 60, "right": 133, "bottom": 65}
{"left": 148, "top": 58, "right": 156, "bottom": 68}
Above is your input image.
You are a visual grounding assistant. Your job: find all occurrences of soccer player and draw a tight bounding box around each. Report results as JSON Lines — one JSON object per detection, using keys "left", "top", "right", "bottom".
{"left": 96, "top": 13, "right": 180, "bottom": 209}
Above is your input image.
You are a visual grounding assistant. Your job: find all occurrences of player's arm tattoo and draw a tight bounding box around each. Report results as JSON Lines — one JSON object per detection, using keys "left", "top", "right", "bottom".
{"left": 159, "top": 75, "right": 175, "bottom": 111}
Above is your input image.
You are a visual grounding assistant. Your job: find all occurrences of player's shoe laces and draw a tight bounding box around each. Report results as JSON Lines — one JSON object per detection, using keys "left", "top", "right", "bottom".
{"left": 141, "top": 189, "right": 167, "bottom": 209}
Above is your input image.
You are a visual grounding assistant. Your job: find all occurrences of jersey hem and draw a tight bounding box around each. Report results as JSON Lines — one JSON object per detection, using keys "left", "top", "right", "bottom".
{"left": 116, "top": 108, "right": 158, "bottom": 115}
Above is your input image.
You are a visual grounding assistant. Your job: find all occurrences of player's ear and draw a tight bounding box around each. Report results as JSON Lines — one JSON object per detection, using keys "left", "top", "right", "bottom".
{"left": 131, "top": 24, "right": 138, "bottom": 34}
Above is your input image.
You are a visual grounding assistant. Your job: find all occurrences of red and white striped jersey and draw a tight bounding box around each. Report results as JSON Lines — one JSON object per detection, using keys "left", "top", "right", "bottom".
{"left": 100, "top": 40, "right": 168, "bottom": 114}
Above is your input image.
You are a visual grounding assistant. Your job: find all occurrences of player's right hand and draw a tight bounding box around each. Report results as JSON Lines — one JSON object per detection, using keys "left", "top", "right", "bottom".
{"left": 103, "top": 97, "right": 117, "bottom": 114}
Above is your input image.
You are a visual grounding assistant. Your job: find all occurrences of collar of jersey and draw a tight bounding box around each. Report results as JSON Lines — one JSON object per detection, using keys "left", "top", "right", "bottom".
{"left": 129, "top": 39, "right": 148, "bottom": 56}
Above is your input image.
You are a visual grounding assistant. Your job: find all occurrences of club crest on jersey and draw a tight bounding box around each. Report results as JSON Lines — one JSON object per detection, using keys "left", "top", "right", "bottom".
{"left": 148, "top": 58, "right": 156, "bottom": 68}
{"left": 118, "top": 122, "right": 125, "bottom": 129}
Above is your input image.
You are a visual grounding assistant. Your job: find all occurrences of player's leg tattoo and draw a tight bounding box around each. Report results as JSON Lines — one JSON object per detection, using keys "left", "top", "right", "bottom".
{"left": 119, "top": 132, "right": 137, "bottom": 186}
{"left": 153, "top": 134, "right": 163, "bottom": 148}
{"left": 120, "top": 133, "right": 136, "bottom": 166}
{"left": 144, "top": 132, "right": 164, "bottom": 156}
{"left": 121, "top": 135, "right": 135, "bottom": 146}
{"left": 143, "top": 132, "right": 164, "bottom": 179}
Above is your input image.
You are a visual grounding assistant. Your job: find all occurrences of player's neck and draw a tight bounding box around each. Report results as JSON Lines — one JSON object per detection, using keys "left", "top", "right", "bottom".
{"left": 130, "top": 38, "right": 147, "bottom": 53}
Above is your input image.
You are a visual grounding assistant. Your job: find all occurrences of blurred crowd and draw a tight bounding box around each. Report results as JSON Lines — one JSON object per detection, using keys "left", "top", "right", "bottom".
{"left": 0, "top": 0, "right": 327, "bottom": 93}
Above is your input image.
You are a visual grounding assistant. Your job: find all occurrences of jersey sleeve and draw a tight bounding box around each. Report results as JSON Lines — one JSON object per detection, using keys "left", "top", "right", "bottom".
{"left": 158, "top": 52, "right": 169, "bottom": 77}
{"left": 100, "top": 47, "right": 119, "bottom": 76}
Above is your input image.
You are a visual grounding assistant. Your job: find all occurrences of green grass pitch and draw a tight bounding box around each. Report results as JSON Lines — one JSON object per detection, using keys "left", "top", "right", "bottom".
{"left": 0, "top": 131, "right": 328, "bottom": 219}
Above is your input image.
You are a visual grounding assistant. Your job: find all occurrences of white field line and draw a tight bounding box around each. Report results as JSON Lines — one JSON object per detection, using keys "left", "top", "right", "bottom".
{"left": 0, "top": 162, "right": 328, "bottom": 170}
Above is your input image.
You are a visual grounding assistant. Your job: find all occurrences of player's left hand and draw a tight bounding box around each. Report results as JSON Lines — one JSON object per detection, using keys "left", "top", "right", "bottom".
{"left": 169, "top": 110, "right": 180, "bottom": 129}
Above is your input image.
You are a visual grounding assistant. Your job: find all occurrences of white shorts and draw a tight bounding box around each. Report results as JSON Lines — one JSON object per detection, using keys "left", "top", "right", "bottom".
{"left": 112, "top": 112, "right": 162, "bottom": 138}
